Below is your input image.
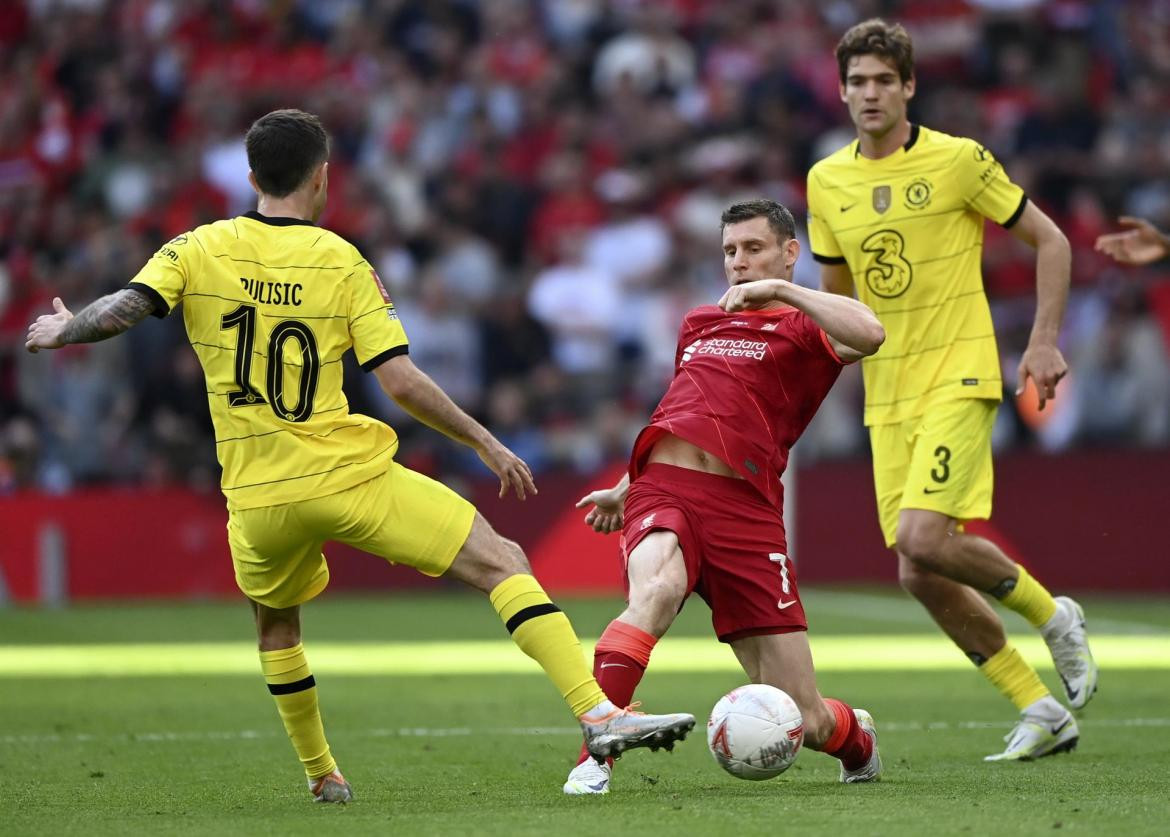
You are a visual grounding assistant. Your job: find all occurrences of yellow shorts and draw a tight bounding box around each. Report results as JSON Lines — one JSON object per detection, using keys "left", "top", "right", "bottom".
{"left": 227, "top": 460, "right": 476, "bottom": 608}
{"left": 869, "top": 398, "right": 997, "bottom": 548}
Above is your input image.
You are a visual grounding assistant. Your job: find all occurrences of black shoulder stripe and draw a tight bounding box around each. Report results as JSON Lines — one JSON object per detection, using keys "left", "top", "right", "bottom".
{"left": 126, "top": 282, "right": 169, "bottom": 318}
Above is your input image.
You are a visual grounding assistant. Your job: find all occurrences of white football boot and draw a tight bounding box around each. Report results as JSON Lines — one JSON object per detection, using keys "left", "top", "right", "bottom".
{"left": 308, "top": 769, "right": 353, "bottom": 803}
{"left": 563, "top": 758, "right": 612, "bottom": 795}
{"left": 840, "top": 708, "right": 882, "bottom": 783}
{"left": 1043, "top": 596, "right": 1099, "bottom": 710}
{"left": 984, "top": 700, "right": 1079, "bottom": 762}
{"left": 579, "top": 701, "right": 695, "bottom": 761}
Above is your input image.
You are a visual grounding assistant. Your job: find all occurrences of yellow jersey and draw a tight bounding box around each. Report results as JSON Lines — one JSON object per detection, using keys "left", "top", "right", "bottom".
{"left": 806, "top": 124, "right": 1027, "bottom": 426}
{"left": 127, "top": 211, "right": 409, "bottom": 509}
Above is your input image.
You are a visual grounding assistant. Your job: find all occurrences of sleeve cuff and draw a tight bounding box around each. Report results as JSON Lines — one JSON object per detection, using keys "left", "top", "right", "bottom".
{"left": 818, "top": 328, "right": 848, "bottom": 365}
{"left": 360, "top": 344, "right": 409, "bottom": 372}
{"left": 1001, "top": 194, "right": 1028, "bottom": 229}
{"left": 126, "top": 282, "right": 169, "bottom": 318}
{"left": 812, "top": 252, "right": 847, "bottom": 265}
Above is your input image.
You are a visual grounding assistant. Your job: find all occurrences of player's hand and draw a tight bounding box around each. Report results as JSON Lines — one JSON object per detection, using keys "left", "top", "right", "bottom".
{"left": 718, "top": 279, "right": 783, "bottom": 312}
{"left": 1094, "top": 216, "right": 1170, "bottom": 265}
{"left": 574, "top": 486, "right": 625, "bottom": 534}
{"left": 477, "top": 440, "right": 538, "bottom": 500}
{"left": 25, "top": 297, "right": 74, "bottom": 353}
{"left": 1016, "top": 343, "right": 1068, "bottom": 411}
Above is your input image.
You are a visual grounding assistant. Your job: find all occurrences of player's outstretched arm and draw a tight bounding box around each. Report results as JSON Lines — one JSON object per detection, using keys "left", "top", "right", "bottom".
{"left": 1094, "top": 216, "right": 1170, "bottom": 266}
{"left": 720, "top": 279, "right": 884, "bottom": 362}
{"left": 25, "top": 290, "right": 155, "bottom": 353}
{"left": 1009, "top": 201, "right": 1071, "bottom": 411}
{"left": 373, "top": 354, "right": 537, "bottom": 500}
{"left": 575, "top": 472, "right": 629, "bottom": 534}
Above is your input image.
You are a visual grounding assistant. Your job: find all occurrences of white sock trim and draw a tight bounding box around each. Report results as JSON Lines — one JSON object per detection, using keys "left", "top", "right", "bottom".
{"left": 581, "top": 699, "right": 617, "bottom": 720}
{"left": 1022, "top": 694, "right": 1067, "bottom": 721}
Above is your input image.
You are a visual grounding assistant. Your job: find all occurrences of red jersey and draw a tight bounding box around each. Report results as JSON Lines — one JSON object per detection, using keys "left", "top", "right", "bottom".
{"left": 630, "top": 304, "right": 847, "bottom": 508}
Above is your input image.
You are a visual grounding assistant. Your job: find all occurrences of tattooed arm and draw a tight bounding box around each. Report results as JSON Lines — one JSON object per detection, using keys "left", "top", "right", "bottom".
{"left": 26, "top": 290, "right": 157, "bottom": 353}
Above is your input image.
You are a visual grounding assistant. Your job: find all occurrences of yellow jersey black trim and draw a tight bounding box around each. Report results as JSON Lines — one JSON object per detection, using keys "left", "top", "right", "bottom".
{"left": 242, "top": 210, "right": 316, "bottom": 228}
{"left": 1001, "top": 194, "right": 1029, "bottom": 229}
{"left": 853, "top": 122, "right": 920, "bottom": 158}
{"left": 361, "top": 344, "right": 410, "bottom": 372}
{"left": 127, "top": 282, "right": 169, "bottom": 318}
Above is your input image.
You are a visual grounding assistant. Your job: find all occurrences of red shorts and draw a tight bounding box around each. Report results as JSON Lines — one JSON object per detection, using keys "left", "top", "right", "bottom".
{"left": 619, "top": 463, "right": 807, "bottom": 643}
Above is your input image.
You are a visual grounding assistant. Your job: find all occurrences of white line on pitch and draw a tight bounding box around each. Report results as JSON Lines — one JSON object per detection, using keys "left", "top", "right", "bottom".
{"left": 3, "top": 718, "right": 1167, "bottom": 746}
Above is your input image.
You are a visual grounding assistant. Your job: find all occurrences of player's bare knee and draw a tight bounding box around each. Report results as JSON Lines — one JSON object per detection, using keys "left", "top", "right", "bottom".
{"left": 895, "top": 523, "right": 946, "bottom": 573}
{"left": 466, "top": 536, "right": 530, "bottom": 592}
{"left": 628, "top": 578, "right": 684, "bottom": 635}
{"left": 897, "top": 558, "right": 934, "bottom": 597}
{"left": 496, "top": 537, "right": 530, "bottom": 575}
{"left": 254, "top": 603, "right": 301, "bottom": 650}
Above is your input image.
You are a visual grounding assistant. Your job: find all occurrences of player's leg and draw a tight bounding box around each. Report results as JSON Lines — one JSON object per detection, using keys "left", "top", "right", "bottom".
{"left": 896, "top": 548, "right": 1007, "bottom": 661}
{"left": 896, "top": 512, "right": 1096, "bottom": 709}
{"left": 338, "top": 463, "right": 694, "bottom": 761}
{"left": 228, "top": 505, "right": 350, "bottom": 802}
{"left": 895, "top": 533, "right": 1079, "bottom": 761}
{"left": 594, "top": 528, "right": 688, "bottom": 708}
{"left": 252, "top": 601, "right": 351, "bottom": 802}
{"left": 564, "top": 527, "right": 690, "bottom": 793}
{"left": 446, "top": 513, "right": 693, "bottom": 756}
{"left": 730, "top": 633, "right": 880, "bottom": 783}
{"left": 894, "top": 398, "right": 1097, "bottom": 709}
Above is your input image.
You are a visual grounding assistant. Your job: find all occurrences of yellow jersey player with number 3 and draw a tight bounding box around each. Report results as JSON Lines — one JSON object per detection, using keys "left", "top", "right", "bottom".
{"left": 807, "top": 19, "right": 1098, "bottom": 762}
{"left": 25, "top": 109, "right": 694, "bottom": 803}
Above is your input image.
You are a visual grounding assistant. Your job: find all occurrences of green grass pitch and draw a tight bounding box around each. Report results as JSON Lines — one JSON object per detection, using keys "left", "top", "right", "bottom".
{"left": 2, "top": 589, "right": 1169, "bottom": 836}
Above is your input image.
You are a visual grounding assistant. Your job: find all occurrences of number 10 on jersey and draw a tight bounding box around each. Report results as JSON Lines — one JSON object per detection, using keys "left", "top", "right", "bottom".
{"left": 221, "top": 303, "right": 320, "bottom": 422}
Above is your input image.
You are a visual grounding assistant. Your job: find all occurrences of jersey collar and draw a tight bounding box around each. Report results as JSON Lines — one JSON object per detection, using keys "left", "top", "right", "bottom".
{"left": 242, "top": 210, "right": 316, "bottom": 227}
{"left": 853, "top": 122, "right": 920, "bottom": 159}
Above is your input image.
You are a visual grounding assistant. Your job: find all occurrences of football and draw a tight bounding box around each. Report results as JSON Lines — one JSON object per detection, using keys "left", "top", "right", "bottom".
{"left": 707, "top": 684, "right": 804, "bottom": 780}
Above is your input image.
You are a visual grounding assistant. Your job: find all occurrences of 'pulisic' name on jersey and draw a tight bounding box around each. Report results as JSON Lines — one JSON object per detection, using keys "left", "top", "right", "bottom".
{"left": 240, "top": 277, "right": 304, "bottom": 306}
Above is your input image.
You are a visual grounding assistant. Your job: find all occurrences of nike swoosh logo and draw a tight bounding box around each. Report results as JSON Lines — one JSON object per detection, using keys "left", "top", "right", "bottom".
{"left": 599, "top": 662, "right": 628, "bottom": 670}
{"left": 1050, "top": 717, "right": 1072, "bottom": 735}
{"left": 586, "top": 782, "right": 607, "bottom": 791}
{"left": 840, "top": 203, "right": 857, "bottom": 212}
{"left": 777, "top": 599, "right": 798, "bottom": 610}
{"left": 1059, "top": 674, "right": 1079, "bottom": 701}
{"left": 923, "top": 487, "right": 946, "bottom": 494}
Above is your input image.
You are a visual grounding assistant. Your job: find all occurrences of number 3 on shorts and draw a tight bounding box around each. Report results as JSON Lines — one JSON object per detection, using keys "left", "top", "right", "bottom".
{"left": 931, "top": 445, "right": 951, "bottom": 483}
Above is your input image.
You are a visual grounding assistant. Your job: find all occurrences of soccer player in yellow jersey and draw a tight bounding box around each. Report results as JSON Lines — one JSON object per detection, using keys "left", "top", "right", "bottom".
{"left": 807, "top": 20, "right": 1098, "bottom": 761}
{"left": 25, "top": 109, "right": 694, "bottom": 802}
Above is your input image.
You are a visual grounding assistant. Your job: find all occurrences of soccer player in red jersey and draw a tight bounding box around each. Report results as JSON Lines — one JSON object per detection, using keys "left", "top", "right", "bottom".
{"left": 562, "top": 199, "right": 887, "bottom": 794}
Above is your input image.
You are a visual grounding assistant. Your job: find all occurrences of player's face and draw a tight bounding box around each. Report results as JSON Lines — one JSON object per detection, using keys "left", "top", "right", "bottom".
{"left": 840, "top": 54, "right": 915, "bottom": 138}
{"left": 722, "top": 217, "right": 796, "bottom": 286}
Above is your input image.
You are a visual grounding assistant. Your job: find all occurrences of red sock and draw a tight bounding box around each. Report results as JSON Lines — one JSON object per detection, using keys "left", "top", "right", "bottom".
{"left": 822, "top": 698, "right": 872, "bottom": 771}
{"left": 576, "top": 620, "right": 657, "bottom": 766}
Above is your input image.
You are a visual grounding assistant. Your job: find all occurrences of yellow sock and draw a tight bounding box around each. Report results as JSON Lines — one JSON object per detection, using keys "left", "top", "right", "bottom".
{"left": 1000, "top": 565, "right": 1058, "bottom": 628}
{"left": 980, "top": 643, "right": 1050, "bottom": 711}
{"left": 260, "top": 643, "right": 336, "bottom": 779}
{"left": 490, "top": 574, "right": 606, "bottom": 718}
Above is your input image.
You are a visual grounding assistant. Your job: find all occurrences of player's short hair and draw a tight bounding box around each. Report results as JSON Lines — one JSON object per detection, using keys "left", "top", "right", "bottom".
{"left": 245, "top": 109, "right": 330, "bottom": 198}
{"left": 721, "top": 200, "right": 796, "bottom": 244}
{"left": 836, "top": 18, "right": 914, "bottom": 84}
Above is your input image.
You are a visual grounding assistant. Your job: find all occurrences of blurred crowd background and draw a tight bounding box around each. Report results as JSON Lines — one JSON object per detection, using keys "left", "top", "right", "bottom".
{"left": 2, "top": 0, "right": 1169, "bottom": 496}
